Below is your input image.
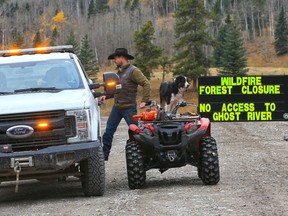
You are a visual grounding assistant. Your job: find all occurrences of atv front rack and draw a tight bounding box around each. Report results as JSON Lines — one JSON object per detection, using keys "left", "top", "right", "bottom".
{"left": 140, "top": 115, "right": 201, "bottom": 124}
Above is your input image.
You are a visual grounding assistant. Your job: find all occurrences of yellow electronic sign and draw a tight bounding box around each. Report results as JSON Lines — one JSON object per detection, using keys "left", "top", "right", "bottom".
{"left": 198, "top": 76, "right": 288, "bottom": 122}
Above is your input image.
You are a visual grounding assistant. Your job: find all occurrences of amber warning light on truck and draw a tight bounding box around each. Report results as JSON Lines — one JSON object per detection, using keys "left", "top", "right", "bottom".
{"left": 198, "top": 75, "right": 288, "bottom": 122}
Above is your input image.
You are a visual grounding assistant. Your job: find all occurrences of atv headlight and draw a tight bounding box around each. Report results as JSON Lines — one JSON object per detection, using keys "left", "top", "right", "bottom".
{"left": 143, "top": 128, "right": 153, "bottom": 136}
{"left": 143, "top": 124, "right": 154, "bottom": 136}
{"left": 184, "top": 122, "right": 199, "bottom": 134}
{"left": 66, "top": 109, "right": 91, "bottom": 143}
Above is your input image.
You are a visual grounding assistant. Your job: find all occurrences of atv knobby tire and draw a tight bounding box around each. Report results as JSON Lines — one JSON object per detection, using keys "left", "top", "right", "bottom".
{"left": 199, "top": 136, "right": 220, "bottom": 185}
{"left": 126, "top": 141, "right": 146, "bottom": 189}
{"left": 81, "top": 147, "right": 105, "bottom": 196}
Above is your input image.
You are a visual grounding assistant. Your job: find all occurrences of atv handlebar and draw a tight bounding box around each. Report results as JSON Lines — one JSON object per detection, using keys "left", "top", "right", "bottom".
{"left": 139, "top": 100, "right": 195, "bottom": 120}
{"left": 145, "top": 100, "right": 158, "bottom": 107}
{"left": 133, "top": 100, "right": 198, "bottom": 122}
{"left": 171, "top": 100, "right": 195, "bottom": 114}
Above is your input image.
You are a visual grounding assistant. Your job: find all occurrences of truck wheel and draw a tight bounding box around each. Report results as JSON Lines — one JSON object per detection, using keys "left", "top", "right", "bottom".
{"left": 199, "top": 136, "right": 220, "bottom": 185}
{"left": 125, "top": 141, "right": 146, "bottom": 189}
{"left": 81, "top": 148, "right": 105, "bottom": 196}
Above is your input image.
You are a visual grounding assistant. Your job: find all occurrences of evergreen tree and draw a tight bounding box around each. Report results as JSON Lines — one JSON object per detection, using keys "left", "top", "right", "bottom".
{"left": 79, "top": 34, "right": 99, "bottom": 78}
{"left": 124, "top": 0, "right": 131, "bottom": 11}
{"left": 213, "top": 0, "right": 222, "bottom": 15}
{"left": 274, "top": 6, "right": 288, "bottom": 56}
{"left": 25, "top": 2, "right": 30, "bottom": 11}
{"left": 213, "top": 26, "right": 226, "bottom": 67}
{"left": 174, "top": 0, "right": 213, "bottom": 88}
{"left": 95, "top": 0, "right": 109, "bottom": 13}
{"left": 0, "top": 0, "right": 6, "bottom": 5}
{"left": 218, "top": 20, "right": 248, "bottom": 75}
{"left": 131, "top": 0, "right": 140, "bottom": 11}
{"left": 213, "top": 15, "right": 231, "bottom": 67}
{"left": 50, "top": 27, "right": 59, "bottom": 46}
{"left": 134, "top": 20, "right": 163, "bottom": 80}
{"left": 10, "top": 32, "right": 24, "bottom": 49}
{"left": 88, "top": 0, "right": 96, "bottom": 18}
{"left": 212, "top": 0, "right": 223, "bottom": 34}
{"left": 33, "top": 31, "right": 43, "bottom": 47}
{"left": 66, "top": 31, "right": 80, "bottom": 55}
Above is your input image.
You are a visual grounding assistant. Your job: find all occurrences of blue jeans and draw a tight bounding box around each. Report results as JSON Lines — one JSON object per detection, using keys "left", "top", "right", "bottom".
{"left": 102, "top": 105, "right": 138, "bottom": 157}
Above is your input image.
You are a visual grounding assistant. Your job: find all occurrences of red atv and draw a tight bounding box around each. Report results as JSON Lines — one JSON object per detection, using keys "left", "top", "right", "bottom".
{"left": 125, "top": 100, "right": 220, "bottom": 189}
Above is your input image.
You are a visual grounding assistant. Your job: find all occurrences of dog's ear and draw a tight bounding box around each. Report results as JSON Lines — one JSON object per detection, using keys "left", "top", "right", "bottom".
{"left": 174, "top": 76, "right": 181, "bottom": 82}
{"left": 175, "top": 76, "right": 184, "bottom": 88}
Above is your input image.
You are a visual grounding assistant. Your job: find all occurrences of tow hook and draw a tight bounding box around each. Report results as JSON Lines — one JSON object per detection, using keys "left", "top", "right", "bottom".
{"left": 13, "top": 161, "right": 21, "bottom": 193}
{"left": 167, "top": 151, "right": 176, "bottom": 162}
{"left": 10, "top": 156, "right": 34, "bottom": 193}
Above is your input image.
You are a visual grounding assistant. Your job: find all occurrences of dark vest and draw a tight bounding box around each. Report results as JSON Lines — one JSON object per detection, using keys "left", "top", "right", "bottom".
{"left": 114, "top": 64, "right": 138, "bottom": 108}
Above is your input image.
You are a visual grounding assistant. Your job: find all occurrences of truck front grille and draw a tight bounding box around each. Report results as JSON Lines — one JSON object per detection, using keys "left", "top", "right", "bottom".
{"left": 0, "top": 110, "right": 76, "bottom": 152}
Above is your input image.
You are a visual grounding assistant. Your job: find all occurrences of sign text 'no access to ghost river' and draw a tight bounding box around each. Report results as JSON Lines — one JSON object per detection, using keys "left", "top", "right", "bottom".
{"left": 198, "top": 75, "right": 288, "bottom": 122}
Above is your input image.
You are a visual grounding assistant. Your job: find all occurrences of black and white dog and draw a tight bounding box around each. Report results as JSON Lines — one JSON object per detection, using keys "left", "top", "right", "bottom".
{"left": 159, "top": 75, "right": 189, "bottom": 112}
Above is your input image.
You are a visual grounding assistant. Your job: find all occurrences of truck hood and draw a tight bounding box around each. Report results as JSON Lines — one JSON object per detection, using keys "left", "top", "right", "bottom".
{"left": 0, "top": 89, "right": 91, "bottom": 115}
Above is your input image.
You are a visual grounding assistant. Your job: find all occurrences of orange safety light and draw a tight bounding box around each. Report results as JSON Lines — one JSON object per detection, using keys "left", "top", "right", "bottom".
{"left": 35, "top": 47, "right": 48, "bottom": 53}
{"left": 9, "top": 49, "right": 20, "bottom": 54}
{"left": 36, "top": 47, "right": 48, "bottom": 51}
{"left": 107, "top": 81, "right": 116, "bottom": 86}
{"left": 38, "top": 122, "right": 49, "bottom": 128}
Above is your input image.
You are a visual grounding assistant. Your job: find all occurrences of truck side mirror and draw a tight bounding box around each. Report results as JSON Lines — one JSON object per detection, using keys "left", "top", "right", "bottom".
{"left": 89, "top": 72, "right": 121, "bottom": 98}
{"left": 103, "top": 72, "right": 121, "bottom": 95}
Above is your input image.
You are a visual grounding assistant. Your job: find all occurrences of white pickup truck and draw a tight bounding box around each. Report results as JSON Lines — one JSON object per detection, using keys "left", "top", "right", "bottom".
{"left": 0, "top": 45, "right": 120, "bottom": 196}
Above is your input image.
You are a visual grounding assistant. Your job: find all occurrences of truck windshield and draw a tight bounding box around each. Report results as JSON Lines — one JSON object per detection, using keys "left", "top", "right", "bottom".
{"left": 0, "top": 59, "right": 84, "bottom": 93}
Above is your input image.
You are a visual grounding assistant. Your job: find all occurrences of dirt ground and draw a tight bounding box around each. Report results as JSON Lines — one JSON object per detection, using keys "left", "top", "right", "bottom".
{"left": 1, "top": 117, "right": 288, "bottom": 216}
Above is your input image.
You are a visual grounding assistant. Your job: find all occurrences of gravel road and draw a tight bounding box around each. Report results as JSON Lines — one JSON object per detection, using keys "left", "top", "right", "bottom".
{"left": 1, "top": 117, "right": 288, "bottom": 216}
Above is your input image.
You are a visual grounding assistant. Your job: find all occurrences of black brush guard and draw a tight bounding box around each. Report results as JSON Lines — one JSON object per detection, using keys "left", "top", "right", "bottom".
{"left": 132, "top": 121, "right": 208, "bottom": 168}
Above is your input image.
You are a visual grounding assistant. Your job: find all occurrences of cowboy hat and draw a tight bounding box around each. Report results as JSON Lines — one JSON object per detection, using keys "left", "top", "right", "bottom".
{"left": 108, "top": 48, "right": 134, "bottom": 60}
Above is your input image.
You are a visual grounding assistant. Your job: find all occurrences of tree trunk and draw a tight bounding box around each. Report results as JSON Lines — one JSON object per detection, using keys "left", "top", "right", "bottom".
{"left": 192, "top": 79, "right": 197, "bottom": 92}
{"left": 269, "top": 2, "right": 274, "bottom": 40}
{"left": 152, "top": 0, "right": 155, "bottom": 18}
{"left": 234, "top": 0, "right": 237, "bottom": 11}
{"left": 251, "top": 8, "right": 256, "bottom": 41}
{"left": 242, "top": 5, "right": 249, "bottom": 40}
{"left": 257, "top": 11, "right": 262, "bottom": 37}
{"left": 162, "top": 69, "right": 165, "bottom": 83}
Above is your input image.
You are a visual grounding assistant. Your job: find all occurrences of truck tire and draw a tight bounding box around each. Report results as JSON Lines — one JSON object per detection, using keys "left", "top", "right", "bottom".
{"left": 199, "top": 136, "right": 220, "bottom": 185}
{"left": 81, "top": 148, "right": 105, "bottom": 196}
{"left": 125, "top": 141, "right": 146, "bottom": 189}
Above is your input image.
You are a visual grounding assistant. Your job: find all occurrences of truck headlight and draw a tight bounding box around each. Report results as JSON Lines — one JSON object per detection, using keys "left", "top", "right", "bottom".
{"left": 66, "top": 109, "right": 91, "bottom": 143}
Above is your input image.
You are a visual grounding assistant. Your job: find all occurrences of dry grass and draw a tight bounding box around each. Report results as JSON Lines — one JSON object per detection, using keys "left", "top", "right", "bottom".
{"left": 246, "top": 37, "right": 288, "bottom": 67}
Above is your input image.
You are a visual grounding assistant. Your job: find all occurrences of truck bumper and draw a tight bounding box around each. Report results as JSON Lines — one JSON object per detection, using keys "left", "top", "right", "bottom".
{"left": 0, "top": 141, "right": 102, "bottom": 176}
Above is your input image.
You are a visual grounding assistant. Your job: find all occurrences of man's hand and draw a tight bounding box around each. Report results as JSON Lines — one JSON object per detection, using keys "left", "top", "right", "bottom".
{"left": 139, "top": 102, "right": 146, "bottom": 109}
{"left": 99, "top": 96, "right": 106, "bottom": 104}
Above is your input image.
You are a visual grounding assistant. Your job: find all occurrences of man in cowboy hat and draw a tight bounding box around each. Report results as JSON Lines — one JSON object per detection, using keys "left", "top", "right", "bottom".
{"left": 100, "top": 48, "right": 151, "bottom": 161}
